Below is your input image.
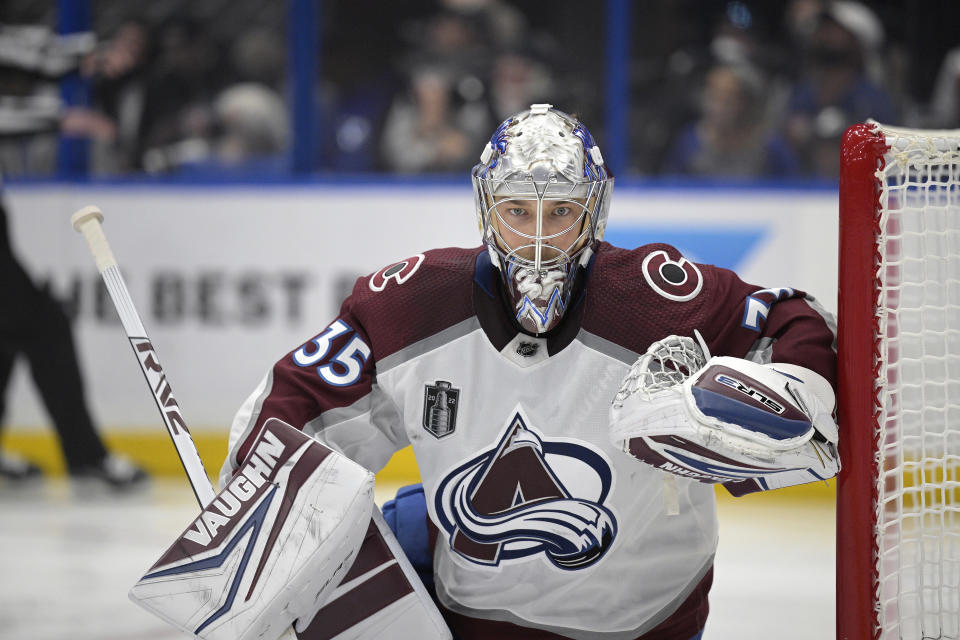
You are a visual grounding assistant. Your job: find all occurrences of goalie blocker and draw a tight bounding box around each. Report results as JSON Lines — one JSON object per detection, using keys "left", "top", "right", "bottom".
{"left": 610, "top": 337, "right": 839, "bottom": 495}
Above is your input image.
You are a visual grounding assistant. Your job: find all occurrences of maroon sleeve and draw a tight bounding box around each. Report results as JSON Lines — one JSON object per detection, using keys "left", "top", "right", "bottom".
{"left": 583, "top": 243, "right": 836, "bottom": 390}
{"left": 229, "top": 247, "right": 480, "bottom": 471}
{"left": 233, "top": 294, "right": 379, "bottom": 467}
{"left": 699, "top": 266, "right": 837, "bottom": 389}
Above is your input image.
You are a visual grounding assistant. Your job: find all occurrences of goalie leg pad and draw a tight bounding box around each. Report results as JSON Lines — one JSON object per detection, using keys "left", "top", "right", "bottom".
{"left": 297, "top": 509, "right": 451, "bottom": 640}
{"left": 129, "top": 418, "right": 374, "bottom": 640}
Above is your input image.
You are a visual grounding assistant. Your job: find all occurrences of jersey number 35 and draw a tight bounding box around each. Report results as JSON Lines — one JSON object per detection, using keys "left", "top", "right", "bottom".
{"left": 292, "top": 320, "right": 371, "bottom": 387}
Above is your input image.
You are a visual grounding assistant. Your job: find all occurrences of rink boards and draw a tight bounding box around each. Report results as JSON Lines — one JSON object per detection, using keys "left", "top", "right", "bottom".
{"left": 2, "top": 182, "right": 839, "bottom": 480}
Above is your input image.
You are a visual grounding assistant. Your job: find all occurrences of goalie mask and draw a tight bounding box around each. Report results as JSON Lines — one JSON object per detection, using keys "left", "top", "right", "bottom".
{"left": 471, "top": 104, "right": 614, "bottom": 334}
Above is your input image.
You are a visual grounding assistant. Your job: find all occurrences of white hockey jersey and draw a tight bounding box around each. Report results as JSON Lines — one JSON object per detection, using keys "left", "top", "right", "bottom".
{"left": 221, "top": 243, "right": 837, "bottom": 639}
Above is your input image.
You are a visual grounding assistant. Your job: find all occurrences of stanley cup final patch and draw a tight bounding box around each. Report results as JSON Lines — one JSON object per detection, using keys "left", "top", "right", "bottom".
{"left": 423, "top": 381, "right": 460, "bottom": 438}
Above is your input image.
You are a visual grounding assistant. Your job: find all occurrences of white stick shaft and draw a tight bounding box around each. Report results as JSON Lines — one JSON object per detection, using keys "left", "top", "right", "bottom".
{"left": 72, "top": 206, "right": 216, "bottom": 507}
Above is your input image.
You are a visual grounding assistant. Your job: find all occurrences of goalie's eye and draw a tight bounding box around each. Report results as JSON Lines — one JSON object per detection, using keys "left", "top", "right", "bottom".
{"left": 552, "top": 205, "right": 572, "bottom": 217}
{"left": 505, "top": 206, "right": 529, "bottom": 217}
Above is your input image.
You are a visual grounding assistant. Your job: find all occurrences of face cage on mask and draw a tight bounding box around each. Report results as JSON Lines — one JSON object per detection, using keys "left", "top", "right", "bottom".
{"left": 476, "top": 177, "right": 608, "bottom": 274}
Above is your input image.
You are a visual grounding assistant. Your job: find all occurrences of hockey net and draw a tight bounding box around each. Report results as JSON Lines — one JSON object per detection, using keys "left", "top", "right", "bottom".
{"left": 838, "top": 123, "right": 960, "bottom": 639}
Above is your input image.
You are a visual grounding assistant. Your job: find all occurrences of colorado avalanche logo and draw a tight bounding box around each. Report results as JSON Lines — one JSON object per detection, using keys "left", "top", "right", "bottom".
{"left": 642, "top": 250, "right": 703, "bottom": 302}
{"left": 434, "top": 409, "right": 617, "bottom": 571}
{"left": 368, "top": 254, "right": 425, "bottom": 292}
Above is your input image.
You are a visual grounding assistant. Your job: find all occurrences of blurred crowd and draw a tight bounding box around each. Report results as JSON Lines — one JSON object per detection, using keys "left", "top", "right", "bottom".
{"left": 2, "top": 0, "right": 960, "bottom": 179}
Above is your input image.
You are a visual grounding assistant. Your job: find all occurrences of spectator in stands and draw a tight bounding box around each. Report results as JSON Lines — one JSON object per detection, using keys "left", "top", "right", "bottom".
{"left": 315, "top": 16, "right": 402, "bottom": 173}
{"left": 173, "top": 29, "right": 290, "bottom": 175}
{"left": 61, "top": 16, "right": 221, "bottom": 175}
{"left": 212, "top": 88, "right": 287, "bottom": 166}
{"left": 488, "top": 45, "right": 558, "bottom": 122}
{"left": 380, "top": 9, "right": 495, "bottom": 173}
{"left": 662, "top": 63, "right": 799, "bottom": 177}
{"left": 783, "top": 0, "right": 827, "bottom": 60}
{"left": 64, "top": 19, "right": 292, "bottom": 176}
{"left": 782, "top": 1, "right": 897, "bottom": 177}
{"left": 60, "top": 19, "right": 152, "bottom": 174}
{"left": 381, "top": 67, "right": 492, "bottom": 173}
{"left": 136, "top": 17, "right": 222, "bottom": 173}
{"left": 631, "top": 2, "right": 791, "bottom": 175}
{"left": 176, "top": 83, "right": 290, "bottom": 176}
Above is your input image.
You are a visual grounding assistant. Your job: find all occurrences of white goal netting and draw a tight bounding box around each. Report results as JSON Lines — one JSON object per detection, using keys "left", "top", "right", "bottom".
{"left": 874, "top": 125, "right": 960, "bottom": 639}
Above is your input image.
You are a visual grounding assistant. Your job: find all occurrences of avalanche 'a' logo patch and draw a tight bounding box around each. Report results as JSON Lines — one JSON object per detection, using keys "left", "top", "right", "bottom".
{"left": 434, "top": 408, "right": 618, "bottom": 571}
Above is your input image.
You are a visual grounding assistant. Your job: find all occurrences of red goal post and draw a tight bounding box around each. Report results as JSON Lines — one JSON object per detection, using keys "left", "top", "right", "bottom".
{"left": 837, "top": 123, "right": 960, "bottom": 640}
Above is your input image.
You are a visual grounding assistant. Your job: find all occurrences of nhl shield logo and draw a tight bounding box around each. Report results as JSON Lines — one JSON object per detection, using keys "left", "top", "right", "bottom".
{"left": 423, "top": 381, "right": 459, "bottom": 438}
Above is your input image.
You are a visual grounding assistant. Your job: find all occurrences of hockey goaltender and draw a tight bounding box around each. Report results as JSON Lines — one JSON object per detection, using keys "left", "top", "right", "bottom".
{"left": 135, "top": 104, "right": 839, "bottom": 640}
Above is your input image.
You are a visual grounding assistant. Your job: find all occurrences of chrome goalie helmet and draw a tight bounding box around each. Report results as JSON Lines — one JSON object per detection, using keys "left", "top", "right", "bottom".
{"left": 471, "top": 104, "right": 614, "bottom": 334}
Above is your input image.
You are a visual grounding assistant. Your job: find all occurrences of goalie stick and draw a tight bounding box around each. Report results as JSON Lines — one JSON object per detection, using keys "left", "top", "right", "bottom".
{"left": 71, "top": 205, "right": 216, "bottom": 507}
{"left": 71, "top": 206, "right": 354, "bottom": 640}
{"left": 71, "top": 206, "right": 451, "bottom": 640}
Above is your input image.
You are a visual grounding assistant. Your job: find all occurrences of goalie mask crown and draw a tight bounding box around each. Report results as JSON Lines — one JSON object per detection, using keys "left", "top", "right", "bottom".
{"left": 471, "top": 104, "right": 614, "bottom": 335}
